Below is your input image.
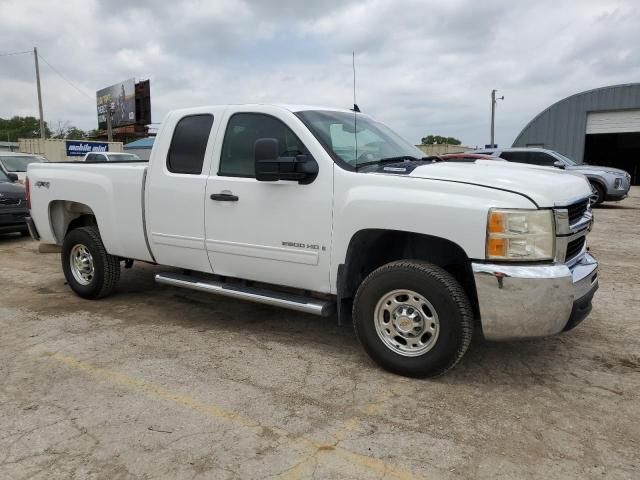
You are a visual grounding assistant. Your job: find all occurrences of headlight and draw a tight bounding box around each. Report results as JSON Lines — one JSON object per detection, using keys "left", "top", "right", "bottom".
{"left": 486, "top": 209, "right": 555, "bottom": 261}
{"left": 614, "top": 177, "right": 623, "bottom": 189}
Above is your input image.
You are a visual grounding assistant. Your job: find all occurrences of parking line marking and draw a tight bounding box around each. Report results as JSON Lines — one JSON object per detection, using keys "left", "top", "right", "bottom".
{"left": 44, "top": 351, "right": 422, "bottom": 480}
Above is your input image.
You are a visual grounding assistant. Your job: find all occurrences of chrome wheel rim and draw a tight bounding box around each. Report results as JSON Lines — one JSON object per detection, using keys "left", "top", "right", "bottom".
{"left": 70, "top": 244, "right": 95, "bottom": 286}
{"left": 374, "top": 289, "right": 440, "bottom": 357}
{"left": 589, "top": 184, "right": 599, "bottom": 205}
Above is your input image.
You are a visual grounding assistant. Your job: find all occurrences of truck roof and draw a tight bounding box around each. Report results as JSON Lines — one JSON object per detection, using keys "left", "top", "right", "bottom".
{"left": 275, "top": 104, "right": 355, "bottom": 113}
{"left": 167, "top": 104, "right": 357, "bottom": 117}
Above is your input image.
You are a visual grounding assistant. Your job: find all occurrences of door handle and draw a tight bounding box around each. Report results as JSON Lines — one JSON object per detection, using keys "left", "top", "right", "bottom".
{"left": 210, "top": 193, "right": 239, "bottom": 202}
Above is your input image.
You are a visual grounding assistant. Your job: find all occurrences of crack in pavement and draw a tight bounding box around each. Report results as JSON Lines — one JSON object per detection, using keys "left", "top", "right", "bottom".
{"left": 39, "top": 350, "right": 423, "bottom": 480}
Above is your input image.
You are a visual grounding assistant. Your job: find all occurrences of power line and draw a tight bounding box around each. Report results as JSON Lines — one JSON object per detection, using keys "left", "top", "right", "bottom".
{"left": 0, "top": 50, "right": 31, "bottom": 57}
{"left": 36, "top": 52, "right": 94, "bottom": 101}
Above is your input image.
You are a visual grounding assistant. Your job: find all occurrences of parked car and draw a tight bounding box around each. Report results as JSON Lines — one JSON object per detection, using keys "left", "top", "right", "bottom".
{"left": 0, "top": 169, "right": 29, "bottom": 236}
{"left": 0, "top": 152, "right": 46, "bottom": 183}
{"left": 473, "top": 147, "right": 631, "bottom": 205}
{"left": 82, "top": 152, "right": 142, "bottom": 162}
{"left": 26, "top": 104, "right": 598, "bottom": 377}
{"left": 434, "top": 153, "right": 500, "bottom": 162}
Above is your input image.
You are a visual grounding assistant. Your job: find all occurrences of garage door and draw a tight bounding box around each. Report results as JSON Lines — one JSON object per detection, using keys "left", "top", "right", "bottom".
{"left": 586, "top": 109, "right": 640, "bottom": 134}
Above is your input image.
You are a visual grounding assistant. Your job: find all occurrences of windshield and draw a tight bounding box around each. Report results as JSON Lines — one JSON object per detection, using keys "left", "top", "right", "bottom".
{"left": 107, "top": 153, "right": 141, "bottom": 161}
{"left": 553, "top": 151, "right": 577, "bottom": 166}
{"left": 0, "top": 155, "right": 43, "bottom": 172}
{"left": 0, "top": 170, "right": 9, "bottom": 182}
{"left": 296, "top": 110, "right": 423, "bottom": 168}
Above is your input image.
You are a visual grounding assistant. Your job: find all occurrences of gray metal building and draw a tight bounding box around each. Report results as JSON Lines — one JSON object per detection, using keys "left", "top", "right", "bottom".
{"left": 513, "top": 83, "right": 640, "bottom": 184}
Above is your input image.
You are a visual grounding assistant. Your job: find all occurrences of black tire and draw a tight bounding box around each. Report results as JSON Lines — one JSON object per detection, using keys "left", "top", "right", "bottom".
{"left": 353, "top": 260, "right": 473, "bottom": 378}
{"left": 61, "top": 226, "right": 120, "bottom": 299}
{"left": 590, "top": 181, "right": 605, "bottom": 206}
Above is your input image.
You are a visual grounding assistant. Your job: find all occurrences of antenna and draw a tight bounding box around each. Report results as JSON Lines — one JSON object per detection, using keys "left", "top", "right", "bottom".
{"left": 352, "top": 50, "right": 359, "bottom": 162}
{"left": 352, "top": 51, "right": 359, "bottom": 112}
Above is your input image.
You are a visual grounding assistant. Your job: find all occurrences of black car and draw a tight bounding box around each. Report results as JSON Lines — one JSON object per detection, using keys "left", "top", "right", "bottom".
{"left": 0, "top": 171, "right": 29, "bottom": 236}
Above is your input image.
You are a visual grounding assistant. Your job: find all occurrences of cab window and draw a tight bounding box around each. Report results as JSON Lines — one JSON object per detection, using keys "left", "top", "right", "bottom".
{"left": 219, "top": 113, "right": 308, "bottom": 177}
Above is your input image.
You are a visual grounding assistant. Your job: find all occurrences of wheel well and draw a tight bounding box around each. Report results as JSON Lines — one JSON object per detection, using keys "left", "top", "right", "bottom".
{"left": 588, "top": 178, "right": 606, "bottom": 192}
{"left": 49, "top": 200, "right": 97, "bottom": 244}
{"left": 339, "top": 229, "right": 479, "bottom": 315}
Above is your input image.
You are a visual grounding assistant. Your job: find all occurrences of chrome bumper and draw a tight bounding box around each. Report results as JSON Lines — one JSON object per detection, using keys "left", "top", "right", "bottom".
{"left": 472, "top": 253, "right": 598, "bottom": 340}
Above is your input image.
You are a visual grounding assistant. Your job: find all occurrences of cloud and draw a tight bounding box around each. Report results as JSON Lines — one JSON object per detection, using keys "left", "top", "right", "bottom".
{"left": 1, "top": 0, "right": 639, "bottom": 148}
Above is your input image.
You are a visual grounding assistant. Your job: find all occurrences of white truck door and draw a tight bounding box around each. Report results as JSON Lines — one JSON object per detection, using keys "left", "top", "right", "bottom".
{"left": 146, "top": 110, "right": 222, "bottom": 272}
{"left": 204, "top": 107, "right": 333, "bottom": 293}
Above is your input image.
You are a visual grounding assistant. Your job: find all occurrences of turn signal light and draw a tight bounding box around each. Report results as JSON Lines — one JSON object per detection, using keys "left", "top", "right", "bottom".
{"left": 487, "top": 237, "right": 507, "bottom": 257}
{"left": 488, "top": 211, "right": 505, "bottom": 233}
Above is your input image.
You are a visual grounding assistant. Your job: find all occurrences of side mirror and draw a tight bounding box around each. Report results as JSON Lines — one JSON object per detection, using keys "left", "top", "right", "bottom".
{"left": 254, "top": 138, "right": 318, "bottom": 184}
{"left": 553, "top": 160, "right": 566, "bottom": 169}
{"left": 7, "top": 172, "right": 18, "bottom": 182}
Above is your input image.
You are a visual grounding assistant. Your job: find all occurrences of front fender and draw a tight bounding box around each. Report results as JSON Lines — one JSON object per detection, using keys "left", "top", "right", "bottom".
{"left": 330, "top": 169, "right": 537, "bottom": 293}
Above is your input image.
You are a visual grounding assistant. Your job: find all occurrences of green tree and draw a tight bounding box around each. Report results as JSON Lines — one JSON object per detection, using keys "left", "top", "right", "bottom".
{"left": 86, "top": 129, "right": 102, "bottom": 139}
{"left": 421, "top": 135, "right": 462, "bottom": 146}
{"left": 0, "top": 116, "right": 51, "bottom": 142}
{"left": 65, "top": 126, "right": 87, "bottom": 140}
{"left": 50, "top": 120, "right": 87, "bottom": 140}
{"left": 51, "top": 120, "right": 71, "bottom": 139}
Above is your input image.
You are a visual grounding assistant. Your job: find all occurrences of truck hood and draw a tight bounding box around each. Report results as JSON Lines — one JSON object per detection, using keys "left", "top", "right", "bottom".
{"left": 408, "top": 160, "right": 591, "bottom": 207}
{"left": 566, "top": 164, "right": 629, "bottom": 176}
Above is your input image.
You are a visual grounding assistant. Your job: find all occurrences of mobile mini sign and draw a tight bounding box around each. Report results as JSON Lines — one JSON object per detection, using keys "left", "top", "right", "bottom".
{"left": 66, "top": 141, "right": 109, "bottom": 157}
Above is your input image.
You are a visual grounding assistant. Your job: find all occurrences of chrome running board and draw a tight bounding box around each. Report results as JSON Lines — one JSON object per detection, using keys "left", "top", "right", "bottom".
{"left": 155, "top": 272, "right": 335, "bottom": 317}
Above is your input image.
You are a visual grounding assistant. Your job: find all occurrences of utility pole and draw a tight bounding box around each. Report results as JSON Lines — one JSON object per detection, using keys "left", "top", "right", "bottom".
{"left": 490, "top": 89, "right": 504, "bottom": 147}
{"left": 106, "top": 104, "right": 114, "bottom": 142}
{"left": 33, "top": 47, "right": 45, "bottom": 140}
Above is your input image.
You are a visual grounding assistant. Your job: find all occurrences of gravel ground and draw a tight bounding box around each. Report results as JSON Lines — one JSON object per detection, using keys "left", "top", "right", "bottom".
{"left": 0, "top": 188, "right": 638, "bottom": 479}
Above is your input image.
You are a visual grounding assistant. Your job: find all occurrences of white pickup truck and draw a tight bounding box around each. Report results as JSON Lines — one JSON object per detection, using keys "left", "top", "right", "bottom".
{"left": 26, "top": 104, "right": 599, "bottom": 377}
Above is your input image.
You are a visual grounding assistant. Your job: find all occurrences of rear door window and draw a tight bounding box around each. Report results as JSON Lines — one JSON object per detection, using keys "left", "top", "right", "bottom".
{"left": 167, "top": 114, "right": 214, "bottom": 174}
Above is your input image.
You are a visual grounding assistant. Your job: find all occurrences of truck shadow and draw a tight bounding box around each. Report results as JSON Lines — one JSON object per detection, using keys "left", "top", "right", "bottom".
{"left": 0, "top": 232, "right": 31, "bottom": 242}
{"left": 104, "top": 264, "right": 597, "bottom": 386}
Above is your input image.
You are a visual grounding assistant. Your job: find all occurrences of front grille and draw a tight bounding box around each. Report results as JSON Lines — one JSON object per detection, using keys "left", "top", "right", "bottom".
{"left": 567, "top": 199, "right": 589, "bottom": 225}
{"left": 0, "top": 197, "right": 21, "bottom": 206}
{"left": 566, "top": 236, "right": 586, "bottom": 261}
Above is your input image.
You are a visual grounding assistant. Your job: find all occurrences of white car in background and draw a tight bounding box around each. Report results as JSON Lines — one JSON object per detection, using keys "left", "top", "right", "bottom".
{"left": 0, "top": 152, "right": 46, "bottom": 183}
{"left": 82, "top": 152, "right": 142, "bottom": 162}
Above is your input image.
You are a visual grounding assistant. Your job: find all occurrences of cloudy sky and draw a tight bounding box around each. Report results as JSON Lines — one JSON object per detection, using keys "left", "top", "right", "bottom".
{"left": 1, "top": 0, "right": 639, "bottom": 147}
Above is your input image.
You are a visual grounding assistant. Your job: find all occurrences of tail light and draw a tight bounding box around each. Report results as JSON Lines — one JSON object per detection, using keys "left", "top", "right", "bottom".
{"left": 25, "top": 176, "right": 31, "bottom": 209}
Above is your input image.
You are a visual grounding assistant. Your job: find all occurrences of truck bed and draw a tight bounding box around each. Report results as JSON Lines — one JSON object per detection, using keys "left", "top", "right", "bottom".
{"left": 27, "top": 162, "right": 153, "bottom": 262}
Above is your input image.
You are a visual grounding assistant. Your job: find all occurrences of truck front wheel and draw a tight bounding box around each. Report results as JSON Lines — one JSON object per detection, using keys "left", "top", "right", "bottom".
{"left": 61, "top": 226, "right": 120, "bottom": 299}
{"left": 353, "top": 260, "right": 473, "bottom": 377}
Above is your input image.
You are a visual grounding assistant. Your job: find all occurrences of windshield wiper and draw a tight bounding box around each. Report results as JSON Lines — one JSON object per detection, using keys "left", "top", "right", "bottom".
{"left": 356, "top": 156, "right": 422, "bottom": 170}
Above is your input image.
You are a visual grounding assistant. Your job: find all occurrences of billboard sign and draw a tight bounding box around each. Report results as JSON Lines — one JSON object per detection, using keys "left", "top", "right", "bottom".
{"left": 66, "top": 141, "right": 109, "bottom": 157}
{"left": 96, "top": 78, "right": 136, "bottom": 129}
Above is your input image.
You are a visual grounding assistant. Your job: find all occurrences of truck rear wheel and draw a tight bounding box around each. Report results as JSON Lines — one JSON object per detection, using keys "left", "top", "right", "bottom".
{"left": 61, "top": 226, "right": 120, "bottom": 299}
{"left": 353, "top": 260, "right": 473, "bottom": 377}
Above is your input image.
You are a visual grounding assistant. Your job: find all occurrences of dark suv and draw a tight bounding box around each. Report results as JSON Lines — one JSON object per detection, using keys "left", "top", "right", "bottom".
{"left": 0, "top": 170, "right": 29, "bottom": 236}
{"left": 474, "top": 147, "right": 631, "bottom": 205}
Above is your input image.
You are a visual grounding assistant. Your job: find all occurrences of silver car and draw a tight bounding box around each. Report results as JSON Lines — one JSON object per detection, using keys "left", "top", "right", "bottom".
{"left": 473, "top": 147, "right": 631, "bottom": 205}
